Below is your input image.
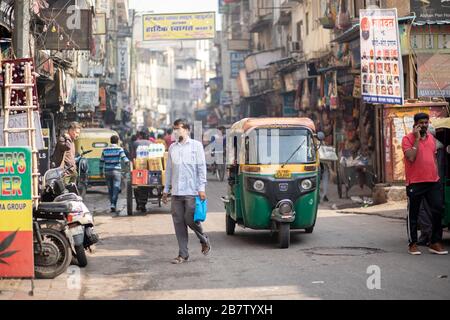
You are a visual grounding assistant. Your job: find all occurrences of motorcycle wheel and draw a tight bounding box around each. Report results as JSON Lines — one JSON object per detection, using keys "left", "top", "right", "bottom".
{"left": 75, "top": 245, "right": 88, "bottom": 268}
{"left": 34, "top": 228, "right": 72, "bottom": 279}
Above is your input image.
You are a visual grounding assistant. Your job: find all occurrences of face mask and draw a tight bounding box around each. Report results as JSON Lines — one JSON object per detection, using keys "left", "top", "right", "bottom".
{"left": 173, "top": 129, "right": 186, "bottom": 142}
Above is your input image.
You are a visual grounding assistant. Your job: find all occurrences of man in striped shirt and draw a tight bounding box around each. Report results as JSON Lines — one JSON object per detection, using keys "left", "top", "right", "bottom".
{"left": 100, "top": 135, "right": 130, "bottom": 213}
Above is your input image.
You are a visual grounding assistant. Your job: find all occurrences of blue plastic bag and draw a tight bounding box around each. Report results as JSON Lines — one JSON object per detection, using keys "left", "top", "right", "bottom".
{"left": 194, "top": 196, "right": 208, "bottom": 223}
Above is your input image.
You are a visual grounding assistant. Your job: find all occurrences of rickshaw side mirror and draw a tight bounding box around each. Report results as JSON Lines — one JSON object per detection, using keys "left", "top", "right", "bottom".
{"left": 316, "top": 132, "right": 325, "bottom": 141}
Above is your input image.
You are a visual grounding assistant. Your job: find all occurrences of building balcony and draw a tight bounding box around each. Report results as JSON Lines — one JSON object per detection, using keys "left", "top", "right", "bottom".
{"left": 249, "top": 13, "right": 272, "bottom": 33}
{"left": 280, "top": 0, "right": 303, "bottom": 9}
{"left": 248, "top": 70, "right": 275, "bottom": 96}
{"left": 244, "top": 48, "right": 283, "bottom": 73}
{"left": 175, "top": 69, "right": 192, "bottom": 80}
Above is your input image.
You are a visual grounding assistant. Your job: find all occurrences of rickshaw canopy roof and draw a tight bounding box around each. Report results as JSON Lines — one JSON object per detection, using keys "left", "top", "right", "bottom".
{"left": 230, "top": 118, "right": 316, "bottom": 134}
{"left": 432, "top": 118, "right": 450, "bottom": 130}
{"left": 78, "top": 128, "right": 119, "bottom": 140}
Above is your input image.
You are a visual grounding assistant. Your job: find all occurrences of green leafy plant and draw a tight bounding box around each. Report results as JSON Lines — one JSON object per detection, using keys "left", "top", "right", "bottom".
{"left": 0, "top": 230, "right": 19, "bottom": 265}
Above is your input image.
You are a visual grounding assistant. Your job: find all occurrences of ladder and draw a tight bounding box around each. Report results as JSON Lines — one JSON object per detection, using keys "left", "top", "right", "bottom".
{"left": 2, "top": 60, "right": 40, "bottom": 207}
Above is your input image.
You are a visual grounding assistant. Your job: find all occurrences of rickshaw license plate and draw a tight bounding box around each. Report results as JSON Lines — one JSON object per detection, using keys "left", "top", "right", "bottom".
{"left": 275, "top": 170, "right": 292, "bottom": 179}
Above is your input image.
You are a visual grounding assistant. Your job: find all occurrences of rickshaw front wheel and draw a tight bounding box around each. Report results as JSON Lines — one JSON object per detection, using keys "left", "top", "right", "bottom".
{"left": 226, "top": 214, "right": 236, "bottom": 235}
{"left": 278, "top": 223, "right": 290, "bottom": 249}
{"left": 305, "top": 226, "right": 314, "bottom": 234}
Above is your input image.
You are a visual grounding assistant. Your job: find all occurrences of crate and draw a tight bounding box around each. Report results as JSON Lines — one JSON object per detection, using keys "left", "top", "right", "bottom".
{"left": 148, "top": 157, "right": 163, "bottom": 171}
{"left": 132, "top": 170, "right": 149, "bottom": 185}
{"left": 148, "top": 171, "right": 162, "bottom": 185}
{"left": 134, "top": 158, "right": 148, "bottom": 170}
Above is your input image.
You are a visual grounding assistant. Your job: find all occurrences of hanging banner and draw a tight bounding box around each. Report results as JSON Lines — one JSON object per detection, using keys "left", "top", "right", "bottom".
{"left": 230, "top": 51, "right": 248, "bottom": 79}
{"left": 143, "top": 12, "right": 215, "bottom": 41}
{"left": 190, "top": 79, "right": 205, "bottom": 100}
{"left": 410, "top": 0, "right": 450, "bottom": 24}
{"left": 360, "top": 8, "right": 404, "bottom": 105}
{"left": 0, "top": 147, "right": 34, "bottom": 278}
{"left": 73, "top": 78, "right": 100, "bottom": 112}
{"left": 417, "top": 53, "right": 450, "bottom": 97}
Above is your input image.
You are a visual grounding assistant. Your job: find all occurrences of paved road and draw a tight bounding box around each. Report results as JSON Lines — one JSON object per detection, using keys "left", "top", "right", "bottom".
{"left": 1, "top": 176, "right": 449, "bottom": 300}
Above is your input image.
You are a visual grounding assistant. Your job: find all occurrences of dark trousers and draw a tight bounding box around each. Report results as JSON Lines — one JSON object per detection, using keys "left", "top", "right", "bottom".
{"left": 171, "top": 196, "right": 209, "bottom": 258}
{"left": 105, "top": 170, "right": 122, "bottom": 208}
{"left": 134, "top": 187, "right": 148, "bottom": 208}
{"left": 418, "top": 200, "right": 432, "bottom": 243}
{"left": 407, "top": 182, "right": 443, "bottom": 245}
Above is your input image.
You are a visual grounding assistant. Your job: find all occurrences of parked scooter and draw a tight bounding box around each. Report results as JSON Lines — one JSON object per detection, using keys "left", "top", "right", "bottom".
{"left": 35, "top": 167, "right": 98, "bottom": 277}
{"left": 75, "top": 148, "right": 92, "bottom": 199}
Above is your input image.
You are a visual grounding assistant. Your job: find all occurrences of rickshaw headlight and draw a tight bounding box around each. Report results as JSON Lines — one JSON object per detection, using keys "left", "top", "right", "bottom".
{"left": 152, "top": 188, "right": 159, "bottom": 196}
{"left": 253, "top": 180, "right": 265, "bottom": 192}
{"left": 301, "top": 179, "right": 313, "bottom": 191}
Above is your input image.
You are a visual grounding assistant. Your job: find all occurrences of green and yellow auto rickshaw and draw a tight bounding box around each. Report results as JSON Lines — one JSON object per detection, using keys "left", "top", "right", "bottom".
{"left": 431, "top": 118, "right": 450, "bottom": 230}
{"left": 75, "top": 128, "right": 121, "bottom": 191}
{"left": 222, "top": 118, "right": 324, "bottom": 248}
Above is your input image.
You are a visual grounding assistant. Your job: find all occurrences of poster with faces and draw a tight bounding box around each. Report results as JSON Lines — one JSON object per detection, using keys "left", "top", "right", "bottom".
{"left": 360, "top": 9, "right": 404, "bottom": 105}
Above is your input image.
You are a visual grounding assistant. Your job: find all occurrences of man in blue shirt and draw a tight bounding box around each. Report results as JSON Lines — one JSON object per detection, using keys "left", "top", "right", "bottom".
{"left": 100, "top": 135, "right": 130, "bottom": 214}
{"left": 162, "top": 119, "right": 210, "bottom": 264}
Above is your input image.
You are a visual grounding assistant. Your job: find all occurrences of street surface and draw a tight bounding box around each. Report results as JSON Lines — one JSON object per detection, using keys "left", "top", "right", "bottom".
{"left": 1, "top": 176, "right": 449, "bottom": 300}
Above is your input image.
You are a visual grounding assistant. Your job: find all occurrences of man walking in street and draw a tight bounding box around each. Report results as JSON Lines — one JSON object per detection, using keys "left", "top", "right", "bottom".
{"left": 402, "top": 113, "right": 447, "bottom": 255}
{"left": 52, "top": 122, "right": 81, "bottom": 185}
{"left": 162, "top": 119, "right": 211, "bottom": 264}
{"left": 100, "top": 135, "right": 130, "bottom": 214}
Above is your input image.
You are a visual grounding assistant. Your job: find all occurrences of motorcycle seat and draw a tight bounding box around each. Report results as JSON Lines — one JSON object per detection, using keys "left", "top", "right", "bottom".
{"left": 54, "top": 193, "right": 82, "bottom": 202}
{"left": 38, "top": 201, "right": 72, "bottom": 213}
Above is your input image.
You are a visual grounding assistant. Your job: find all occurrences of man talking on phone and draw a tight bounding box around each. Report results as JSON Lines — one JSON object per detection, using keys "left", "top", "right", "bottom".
{"left": 402, "top": 113, "right": 447, "bottom": 255}
{"left": 162, "top": 119, "right": 211, "bottom": 264}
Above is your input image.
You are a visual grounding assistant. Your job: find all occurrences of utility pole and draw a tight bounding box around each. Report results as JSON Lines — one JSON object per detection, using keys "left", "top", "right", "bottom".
{"left": 13, "top": 0, "right": 31, "bottom": 58}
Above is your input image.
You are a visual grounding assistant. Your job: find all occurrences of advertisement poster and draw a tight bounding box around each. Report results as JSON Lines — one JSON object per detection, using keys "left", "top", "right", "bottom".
{"left": 383, "top": 106, "right": 448, "bottom": 182}
{"left": 143, "top": 12, "right": 215, "bottom": 41}
{"left": 360, "top": 9, "right": 404, "bottom": 105}
{"left": 0, "top": 147, "right": 34, "bottom": 278}
{"left": 417, "top": 53, "right": 450, "bottom": 97}
{"left": 73, "top": 78, "right": 99, "bottom": 112}
{"left": 410, "top": 0, "right": 450, "bottom": 24}
{"left": 230, "top": 52, "right": 247, "bottom": 78}
{"left": 0, "top": 112, "right": 45, "bottom": 150}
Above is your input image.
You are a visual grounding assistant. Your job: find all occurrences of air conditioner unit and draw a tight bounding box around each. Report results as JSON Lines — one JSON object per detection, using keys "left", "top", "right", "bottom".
{"left": 290, "top": 41, "right": 303, "bottom": 52}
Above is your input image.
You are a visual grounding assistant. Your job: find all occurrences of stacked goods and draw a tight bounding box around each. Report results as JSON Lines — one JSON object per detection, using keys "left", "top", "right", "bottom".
{"left": 132, "top": 170, "right": 149, "bottom": 185}
{"left": 131, "top": 144, "right": 167, "bottom": 186}
{"left": 148, "top": 157, "right": 163, "bottom": 171}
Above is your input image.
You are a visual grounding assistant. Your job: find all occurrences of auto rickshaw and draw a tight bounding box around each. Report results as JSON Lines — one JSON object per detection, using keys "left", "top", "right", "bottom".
{"left": 75, "top": 128, "right": 121, "bottom": 190}
{"left": 431, "top": 117, "right": 450, "bottom": 230}
{"left": 222, "top": 118, "right": 324, "bottom": 248}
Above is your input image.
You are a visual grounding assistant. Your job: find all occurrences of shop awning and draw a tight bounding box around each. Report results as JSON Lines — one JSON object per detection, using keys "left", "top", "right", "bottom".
{"left": 332, "top": 16, "right": 416, "bottom": 44}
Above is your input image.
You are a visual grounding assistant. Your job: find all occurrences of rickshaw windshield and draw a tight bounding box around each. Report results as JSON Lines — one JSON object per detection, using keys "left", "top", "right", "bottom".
{"left": 246, "top": 128, "right": 316, "bottom": 165}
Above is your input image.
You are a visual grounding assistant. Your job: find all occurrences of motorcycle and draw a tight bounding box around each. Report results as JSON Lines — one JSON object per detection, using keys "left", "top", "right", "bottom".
{"left": 35, "top": 168, "right": 98, "bottom": 278}
{"left": 75, "top": 148, "right": 92, "bottom": 199}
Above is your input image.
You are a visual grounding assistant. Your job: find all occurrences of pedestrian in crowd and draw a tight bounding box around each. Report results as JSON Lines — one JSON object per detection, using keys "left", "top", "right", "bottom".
{"left": 132, "top": 130, "right": 153, "bottom": 212}
{"left": 129, "top": 134, "right": 137, "bottom": 159}
{"left": 320, "top": 162, "right": 330, "bottom": 202}
{"left": 149, "top": 131, "right": 157, "bottom": 143}
{"left": 417, "top": 124, "right": 445, "bottom": 246}
{"left": 164, "top": 128, "right": 174, "bottom": 150}
{"left": 155, "top": 133, "right": 167, "bottom": 150}
{"left": 402, "top": 113, "right": 447, "bottom": 255}
{"left": 51, "top": 122, "right": 81, "bottom": 185}
{"left": 162, "top": 119, "right": 211, "bottom": 264}
{"left": 100, "top": 135, "right": 130, "bottom": 214}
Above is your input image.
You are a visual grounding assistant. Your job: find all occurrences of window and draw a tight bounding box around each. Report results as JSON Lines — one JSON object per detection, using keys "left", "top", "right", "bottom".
{"left": 296, "top": 21, "right": 303, "bottom": 42}
{"left": 305, "top": 13, "right": 309, "bottom": 36}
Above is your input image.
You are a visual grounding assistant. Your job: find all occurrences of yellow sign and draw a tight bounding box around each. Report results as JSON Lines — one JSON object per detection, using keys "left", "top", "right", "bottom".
{"left": 275, "top": 170, "right": 292, "bottom": 179}
{"left": 143, "top": 12, "right": 215, "bottom": 41}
